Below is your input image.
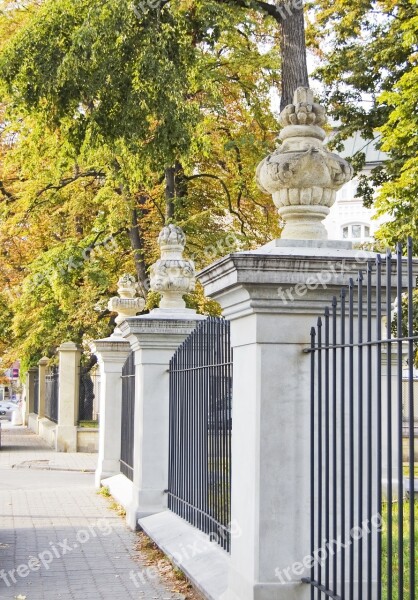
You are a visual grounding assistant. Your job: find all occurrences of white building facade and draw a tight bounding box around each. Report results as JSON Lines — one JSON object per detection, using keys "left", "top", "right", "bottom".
{"left": 324, "top": 132, "right": 387, "bottom": 243}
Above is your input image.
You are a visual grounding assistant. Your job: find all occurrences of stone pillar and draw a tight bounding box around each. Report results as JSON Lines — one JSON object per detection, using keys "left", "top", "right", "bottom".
{"left": 91, "top": 337, "right": 131, "bottom": 487}
{"left": 55, "top": 342, "right": 82, "bottom": 452}
{"left": 199, "top": 244, "right": 389, "bottom": 600}
{"left": 120, "top": 317, "right": 203, "bottom": 529}
{"left": 24, "top": 367, "right": 38, "bottom": 425}
{"left": 120, "top": 224, "right": 203, "bottom": 529}
{"left": 37, "top": 356, "right": 49, "bottom": 421}
{"left": 198, "top": 88, "right": 376, "bottom": 600}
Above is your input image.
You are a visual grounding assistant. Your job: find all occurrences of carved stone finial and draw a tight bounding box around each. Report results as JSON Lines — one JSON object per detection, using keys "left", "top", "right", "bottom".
{"left": 108, "top": 274, "right": 145, "bottom": 330}
{"left": 150, "top": 224, "right": 195, "bottom": 310}
{"left": 256, "top": 87, "right": 353, "bottom": 240}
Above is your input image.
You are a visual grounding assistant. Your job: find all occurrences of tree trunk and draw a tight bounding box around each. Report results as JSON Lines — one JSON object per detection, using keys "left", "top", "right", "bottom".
{"left": 128, "top": 201, "right": 149, "bottom": 296}
{"left": 279, "top": 5, "right": 309, "bottom": 110}
{"left": 165, "top": 167, "right": 175, "bottom": 222}
{"left": 174, "top": 161, "right": 188, "bottom": 211}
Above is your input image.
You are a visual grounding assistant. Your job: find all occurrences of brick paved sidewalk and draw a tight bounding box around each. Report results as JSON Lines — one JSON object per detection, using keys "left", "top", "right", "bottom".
{"left": 0, "top": 425, "right": 97, "bottom": 472}
{"left": 0, "top": 426, "right": 184, "bottom": 600}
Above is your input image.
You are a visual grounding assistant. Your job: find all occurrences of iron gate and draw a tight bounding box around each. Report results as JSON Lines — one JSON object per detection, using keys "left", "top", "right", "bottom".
{"left": 45, "top": 366, "right": 59, "bottom": 423}
{"left": 168, "top": 317, "right": 233, "bottom": 551}
{"left": 79, "top": 355, "right": 99, "bottom": 422}
{"left": 303, "top": 239, "right": 417, "bottom": 599}
{"left": 33, "top": 370, "right": 39, "bottom": 415}
{"left": 120, "top": 351, "right": 135, "bottom": 481}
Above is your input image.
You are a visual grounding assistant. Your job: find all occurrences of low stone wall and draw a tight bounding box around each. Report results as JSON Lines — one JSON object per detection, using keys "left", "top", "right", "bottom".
{"left": 27, "top": 413, "right": 39, "bottom": 434}
{"left": 38, "top": 417, "right": 57, "bottom": 448}
{"left": 77, "top": 428, "right": 99, "bottom": 453}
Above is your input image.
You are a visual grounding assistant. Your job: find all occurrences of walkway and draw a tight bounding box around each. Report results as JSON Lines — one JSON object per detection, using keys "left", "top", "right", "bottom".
{"left": 0, "top": 425, "right": 184, "bottom": 600}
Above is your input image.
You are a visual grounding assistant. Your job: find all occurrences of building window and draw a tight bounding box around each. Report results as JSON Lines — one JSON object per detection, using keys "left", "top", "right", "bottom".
{"left": 341, "top": 224, "right": 371, "bottom": 241}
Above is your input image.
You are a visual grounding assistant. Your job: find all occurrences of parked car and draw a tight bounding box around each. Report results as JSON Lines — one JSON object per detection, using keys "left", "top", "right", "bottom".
{"left": 0, "top": 401, "right": 19, "bottom": 421}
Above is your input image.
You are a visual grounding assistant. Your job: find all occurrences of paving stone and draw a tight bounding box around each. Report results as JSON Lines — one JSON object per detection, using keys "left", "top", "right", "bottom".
{"left": 0, "top": 426, "right": 183, "bottom": 600}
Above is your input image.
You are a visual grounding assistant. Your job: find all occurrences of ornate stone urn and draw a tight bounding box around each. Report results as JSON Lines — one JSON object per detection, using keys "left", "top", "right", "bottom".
{"left": 150, "top": 224, "right": 195, "bottom": 309}
{"left": 256, "top": 87, "right": 353, "bottom": 240}
{"left": 108, "top": 274, "right": 145, "bottom": 330}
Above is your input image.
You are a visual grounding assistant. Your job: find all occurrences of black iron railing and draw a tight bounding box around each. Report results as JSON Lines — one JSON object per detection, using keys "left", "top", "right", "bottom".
{"left": 303, "top": 239, "right": 417, "bottom": 600}
{"left": 33, "top": 371, "right": 39, "bottom": 415}
{"left": 79, "top": 358, "right": 99, "bottom": 423}
{"left": 45, "top": 366, "right": 59, "bottom": 423}
{"left": 168, "top": 317, "right": 233, "bottom": 551}
{"left": 120, "top": 351, "right": 135, "bottom": 481}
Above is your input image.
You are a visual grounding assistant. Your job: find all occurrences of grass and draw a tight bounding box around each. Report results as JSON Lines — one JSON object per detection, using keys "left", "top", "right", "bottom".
{"left": 78, "top": 420, "right": 98, "bottom": 428}
{"left": 381, "top": 498, "right": 418, "bottom": 600}
{"left": 97, "top": 485, "right": 111, "bottom": 498}
{"left": 97, "top": 485, "right": 126, "bottom": 516}
{"left": 403, "top": 462, "right": 418, "bottom": 478}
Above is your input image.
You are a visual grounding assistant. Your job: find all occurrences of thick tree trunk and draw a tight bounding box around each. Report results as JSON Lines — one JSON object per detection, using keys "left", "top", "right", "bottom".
{"left": 279, "top": 5, "right": 309, "bottom": 110}
{"left": 174, "top": 161, "right": 187, "bottom": 211}
{"left": 128, "top": 201, "right": 149, "bottom": 296}
{"left": 223, "top": 1, "right": 309, "bottom": 109}
{"left": 165, "top": 167, "right": 175, "bottom": 222}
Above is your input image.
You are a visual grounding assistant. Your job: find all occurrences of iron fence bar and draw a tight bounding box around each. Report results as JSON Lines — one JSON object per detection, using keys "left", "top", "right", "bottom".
{"left": 301, "top": 579, "right": 342, "bottom": 600}
{"left": 357, "top": 270, "right": 364, "bottom": 600}
{"left": 386, "top": 249, "right": 393, "bottom": 600}
{"left": 376, "top": 255, "right": 383, "bottom": 600}
{"left": 317, "top": 317, "right": 323, "bottom": 599}
{"left": 348, "top": 278, "right": 355, "bottom": 600}
{"left": 396, "top": 243, "right": 404, "bottom": 600}
{"left": 331, "top": 297, "right": 338, "bottom": 594}
{"left": 170, "top": 362, "right": 232, "bottom": 372}
{"left": 407, "top": 237, "right": 415, "bottom": 600}
{"left": 366, "top": 261, "right": 373, "bottom": 600}
{"left": 339, "top": 288, "right": 346, "bottom": 598}
{"left": 310, "top": 326, "right": 316, "bottom": 600}
{"left": 166, "top": 492, "right": 232, "bottom": 534}
{"left": 324, "top": 307, "right": 330, "bottom": 592}
{"left": 304, "top": 334, "right": 418, "bottom": 353}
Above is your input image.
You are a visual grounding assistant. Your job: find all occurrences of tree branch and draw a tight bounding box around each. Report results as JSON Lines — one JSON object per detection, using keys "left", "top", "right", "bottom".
{"left": 185, "top": 173, "right": 247, "bottom": 234}
{"left": 212, "top": 0, "right": 283, "bottom": 23}
{"left": 35, "top": 169, "right": 104, "bottom": 198}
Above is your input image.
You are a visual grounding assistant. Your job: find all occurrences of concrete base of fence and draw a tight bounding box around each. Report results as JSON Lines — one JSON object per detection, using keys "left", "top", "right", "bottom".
{"left": 27, "top": 413, "right": 39, "bottom": 434}
{"left": 139, "top": 510, "right": 229, "bottom": 600}
{"left": 55, "top": 424, "right": 77, "bottom": 453}
{"left": 77, "top": 427, "right": 98, "bottom": 453}
{"left": 38, "top": 417, "right": 56, "bottom": 448}
{"left": 101, "top": 473, "right": 133, "bottom": 512}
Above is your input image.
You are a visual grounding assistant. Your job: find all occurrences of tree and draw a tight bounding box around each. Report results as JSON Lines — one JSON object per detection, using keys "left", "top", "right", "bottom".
{"left": 308, "top": 0, "right": 418, "bottom": 247}
{"left": 0, "top": 0, "right": 283, "bottom": 368}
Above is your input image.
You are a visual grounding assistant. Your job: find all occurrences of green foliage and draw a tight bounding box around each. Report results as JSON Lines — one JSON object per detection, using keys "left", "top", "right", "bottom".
{"left": 0, "top": 0, "right": 282, "bottom": 368}
{"left": 308, "top": 0, "right": 418, "bottom": 246}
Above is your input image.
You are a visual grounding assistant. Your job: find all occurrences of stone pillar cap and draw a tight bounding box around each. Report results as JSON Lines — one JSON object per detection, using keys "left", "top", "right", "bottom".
{"left": 58, "top": 341, "right": 82, "bottom": 352}
{"left": 38, "top": 356, "right": 49, "bottom": 366}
